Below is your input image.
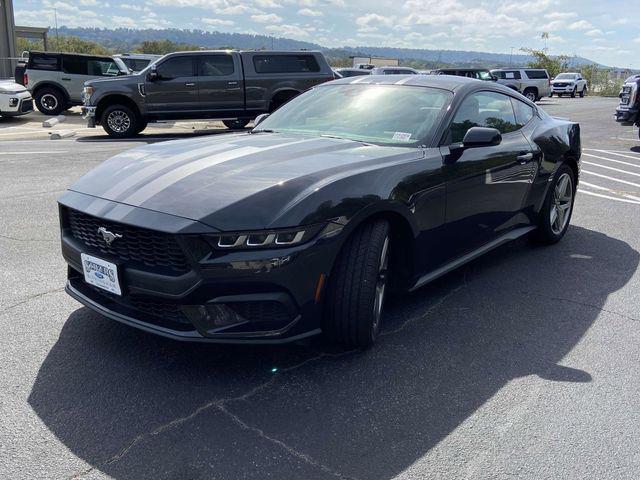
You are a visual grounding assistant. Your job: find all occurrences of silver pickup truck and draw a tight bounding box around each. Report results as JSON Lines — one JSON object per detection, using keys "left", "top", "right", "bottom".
{"left": 490, "top": 68, "right": 552, "bottom": 102}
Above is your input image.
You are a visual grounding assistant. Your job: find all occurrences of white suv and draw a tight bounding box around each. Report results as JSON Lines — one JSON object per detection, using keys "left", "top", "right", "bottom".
{"left": 0, "top": 80, "right": 33, "bottom": 117}
{"left": 550, "top": 73, "right": 587, "bottom": 98}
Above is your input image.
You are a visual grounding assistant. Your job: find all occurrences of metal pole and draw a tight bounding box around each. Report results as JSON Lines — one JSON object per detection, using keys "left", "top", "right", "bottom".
{"left": 54, "top": 8, "right": 59, "bottom": 49}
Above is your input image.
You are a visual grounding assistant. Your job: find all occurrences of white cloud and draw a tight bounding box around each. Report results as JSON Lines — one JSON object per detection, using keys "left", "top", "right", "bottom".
{"left": 120, "top": 3, "right": 142, "bottom": 10}
{"left": 568, "top": 20, "right": 593, "bottom": 30}
{"left": 266, "top": 23, "right": 309, "bottom": 38}
{"left": 544, "top": 12, "right": 577, "bottom": 20}
{"left": 111, "top": 15, "right": 138, "bottom": 27}
{"left": 203, "top": 18, "right": 235, "bottom": 27}
{"left": 251, "top": 13, "right": 283, "bottom": 23}
{"left": 585, "top": 29, "right": 603, "bottom": 37}
{"left": 298, "top": 8, "right": 322, "bottom": 17}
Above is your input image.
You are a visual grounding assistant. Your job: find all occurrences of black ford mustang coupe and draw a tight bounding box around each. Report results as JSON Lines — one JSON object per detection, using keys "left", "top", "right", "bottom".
{"left": 59, "top": 75, "right": 580, "bottom": 348}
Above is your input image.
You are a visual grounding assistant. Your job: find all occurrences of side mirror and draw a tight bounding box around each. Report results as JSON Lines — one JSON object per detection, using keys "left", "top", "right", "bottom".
{"left": 462, "top": 127, "right": 502, "bottom": 148}
{"left": 147, "top": 68, "right": 159, "bottom": 82}
{"left": 254, "top": 113, "right": 270, "bottom": 127}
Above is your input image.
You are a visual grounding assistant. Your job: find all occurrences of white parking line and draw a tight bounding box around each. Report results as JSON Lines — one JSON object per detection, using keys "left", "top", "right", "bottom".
{"left": 580, "top": 180, "right": 640, "bottom": 202}
{"left": 586, "top": 149, "right": 640, "bottom": 157}
{"left": 582, "top": 153, "right": 640, "bottom": 169}
{"left": 582, "top": 161, "right": 640, "bottom": 177}
{"left": 0, "top": 151, "right": 68, "bottom": 155}
{"left": 579, "top": 189, "right": 640, "bottom": 204}
{"left": 582, "top": 170, "right": 640, "bottom": 188}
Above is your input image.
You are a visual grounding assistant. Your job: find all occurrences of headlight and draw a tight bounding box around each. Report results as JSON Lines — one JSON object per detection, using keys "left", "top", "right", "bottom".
{"left": 205, "top": 219, "right": 346, "bottom": 250}
{"left": 2, "top": 90, "right": 22, "bottom": 95}
{"left": 83, "top": 86, "right": 95, "bottom": 99}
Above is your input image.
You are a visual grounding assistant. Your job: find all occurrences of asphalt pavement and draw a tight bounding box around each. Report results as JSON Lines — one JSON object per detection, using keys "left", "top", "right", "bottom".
{"left": 1, "top": 96, "right": 639, "bottom": 479}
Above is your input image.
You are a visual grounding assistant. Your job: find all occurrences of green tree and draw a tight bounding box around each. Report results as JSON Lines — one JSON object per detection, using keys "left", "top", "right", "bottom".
{"left": 135, "top": 40, "right": 201, "bottom": 55}
{"left": 520, "top": 47, "right": 568, "bottom": 79}
{"left": 51, "top": 35, "right": 112, "bottom": 55}
{"left": 16, "top": 37, "right": 44, "bottom": 54}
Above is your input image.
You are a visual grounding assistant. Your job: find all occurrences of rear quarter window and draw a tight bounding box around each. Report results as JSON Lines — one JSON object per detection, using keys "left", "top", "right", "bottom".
{"left": 253, "top": 55, "right": 320, "bottom": 74}
{"left": 525, "top": 70, "right": 549, "bottom": 79}
{"left": 29, "top": 54, "right": 59, "bottom": 71}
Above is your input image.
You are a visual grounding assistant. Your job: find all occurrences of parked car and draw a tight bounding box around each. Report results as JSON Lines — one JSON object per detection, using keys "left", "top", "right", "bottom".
{"left": 59, "top": 75, "right": 580, "bottom": 348}
{"left": 370, "top": 66, "right": 419, "bottom": 75}
{"left": 550, "top": 72, "right": 587, "bottom": 98}
{"left": 614, "top": 74, "right": 640, "bottom": 138}
{"left": 114, "top": 53, "right": 161, "bottom": 73}
{"left": 82, "top": 50, "right": 334, "bottom": 137}
{"left": 0, "top": 80, "right": 33, "bottom": 117}
{"left": 490, "top": 68, "right": 551, "bottom": 102}
{"left": 334, "top": 68, "right": 371, "bottom": 78}
{"left": 433, "top": 68, "right": 496, "bottom": 81}
{"left": 21, "top": 52, "right": 130, "bottom": 115}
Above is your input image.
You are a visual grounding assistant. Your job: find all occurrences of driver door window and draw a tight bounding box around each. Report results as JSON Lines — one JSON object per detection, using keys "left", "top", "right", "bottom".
{"left": 449, "top": 91, "right": 518, "bottom": 143}
{"left": 156, "top": 56, "right": 194, "bottom": 79}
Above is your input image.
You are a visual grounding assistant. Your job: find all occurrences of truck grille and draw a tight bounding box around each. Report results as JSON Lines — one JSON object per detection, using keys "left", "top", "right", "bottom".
{"left": 65, "top": 208, "right": 190, "bottom": 274}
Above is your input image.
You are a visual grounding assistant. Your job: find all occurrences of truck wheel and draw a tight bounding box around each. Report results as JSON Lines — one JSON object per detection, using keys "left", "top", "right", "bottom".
{"left": 222, "top": 119, "right": 250, "bottom": 130}
{"left": 523, "top": 88, "right": 537, "bottom": 102}
{"left": 579, "top": 87, "right": 586, "bottom": 98}
{"left": 101, "top": 105, "right": 138, "bottom": 138}
{"left": 571, "top": 87, "right": 577, "bottom": 98}
{"left": 35, "top": 87, "right": 65, "bottom": 115}
{"left": 324, "top": 219, "right": 391, "bottom": 349}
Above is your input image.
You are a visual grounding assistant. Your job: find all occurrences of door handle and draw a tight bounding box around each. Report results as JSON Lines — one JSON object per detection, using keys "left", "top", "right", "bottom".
{"left": 61, "top": 77, "right": 70, "bottom": 81}
{"left": 228, "top": 81, "right": 238, "bottom": 85}
{"left": 185, "top": 82, "right": 196, "bottom": 87}
{"left": 517, "top": 152, "right": 533, "bottom": 163}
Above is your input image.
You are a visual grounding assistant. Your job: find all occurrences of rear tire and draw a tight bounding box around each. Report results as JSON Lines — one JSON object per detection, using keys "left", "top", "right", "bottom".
{"left": 101, "top": 104, "right": 138, "bottom": 138}
{"left": 35, "top": 87, "right": 65, "bottom": 115}
{"left": 523, "top": 88, "right": 537, "bottom": 102}
{"left": 222, "top": 119, "right": 250, "bottom": 130}
{"left": 531, "top": 164, "right": 576, "bottom": 245}
{"left": 324, "top": 219, "right": 390, "bottom": 349}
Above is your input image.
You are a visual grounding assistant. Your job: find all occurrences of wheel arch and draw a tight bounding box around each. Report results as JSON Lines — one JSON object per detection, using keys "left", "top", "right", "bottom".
{"left": 269, "top": 88, "right": 301, "bottom": 112}
{"left": 96, "top": 95, "right": 142, "bottom": 124}
{"left": 32, "top": 82, "right": 70, "bottom": 102}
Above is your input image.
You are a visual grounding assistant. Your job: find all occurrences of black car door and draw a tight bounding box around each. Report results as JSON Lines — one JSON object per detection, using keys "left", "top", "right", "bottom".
{"left": 197, "top": 54, "right": 244, "bottom": 113}
{"left": 441, "top": 90, "right": 536, "bottom": 258}
{"left": 145, "top": 55, "right": 199, "bottom": 115}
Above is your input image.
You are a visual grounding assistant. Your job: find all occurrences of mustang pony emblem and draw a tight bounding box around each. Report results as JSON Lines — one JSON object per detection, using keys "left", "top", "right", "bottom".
{"left": 97, "top": 227, "right": 123, "bottom": 245}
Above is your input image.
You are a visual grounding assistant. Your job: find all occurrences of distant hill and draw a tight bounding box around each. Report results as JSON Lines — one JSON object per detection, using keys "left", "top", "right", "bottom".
{"left": 57, "top": 27, "right": 606, "bottom": 69}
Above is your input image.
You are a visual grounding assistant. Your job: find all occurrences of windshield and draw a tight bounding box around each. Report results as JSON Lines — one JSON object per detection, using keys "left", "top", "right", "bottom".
{"left": 255, "top": 84, "right": 452, "bottom": 146}
{"left": 555, "top": 73, "right": 577, "bottom": 80}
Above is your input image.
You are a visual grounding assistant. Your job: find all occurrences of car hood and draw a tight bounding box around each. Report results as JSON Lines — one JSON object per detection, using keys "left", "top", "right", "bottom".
{"left": 0, "top": 80, "right": 27, "bottom": 93}
{"left": 551, "top": 79, "right": 575, "bottom": 84}
{"left": 69, "top": 133, "right": 422, "bottom": 230}
{"left": 85, "top": 73, "right": 143, "bottom": 87}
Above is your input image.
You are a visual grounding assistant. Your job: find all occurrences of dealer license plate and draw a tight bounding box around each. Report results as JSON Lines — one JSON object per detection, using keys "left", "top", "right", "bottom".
{"left": 81, "top": 253, "right": 122, "bottom": 296}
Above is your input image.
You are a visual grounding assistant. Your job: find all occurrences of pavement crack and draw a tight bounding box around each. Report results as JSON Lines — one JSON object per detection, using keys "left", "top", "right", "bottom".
{"left": 0, "top": 233, "right": 58, "bottom": 243}
{"left": 1, "top": 287, "right": 65, "bottom": 315}
{"left": 218, "top": 403, "right": 360, "bottom": 480}
{"left": 520, "top": 290, "right": 640, "bottom": 323}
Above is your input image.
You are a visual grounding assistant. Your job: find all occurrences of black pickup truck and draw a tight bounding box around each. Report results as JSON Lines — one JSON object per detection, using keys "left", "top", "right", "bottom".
{"left": 82, "top": 50, "right": 334, "bottom": 137}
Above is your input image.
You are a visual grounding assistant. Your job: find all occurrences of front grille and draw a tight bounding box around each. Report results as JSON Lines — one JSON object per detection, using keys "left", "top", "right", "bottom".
{"left": 554, "top": 83, "right": 569, "bottom": 87}
{"left": 129, "top": 296, "right": 190, "bottom": 324}
{"left": 66, "top": 208, "right": 190, "bottom": 274}
{"left": 21, "top": 99, "right": 33, "bottom": 112}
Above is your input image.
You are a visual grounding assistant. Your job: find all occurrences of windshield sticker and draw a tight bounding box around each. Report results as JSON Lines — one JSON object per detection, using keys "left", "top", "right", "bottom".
{"left": 392, "top": 132, "right": 412, "bottom": 141}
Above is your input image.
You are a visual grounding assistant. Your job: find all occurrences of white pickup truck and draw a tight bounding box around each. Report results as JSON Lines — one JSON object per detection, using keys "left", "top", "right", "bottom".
{"left": 550, "top": 72, "right": 588, "bottom": 98}
{"left": 490, "top": 68, "right": 552, "bottom": 102}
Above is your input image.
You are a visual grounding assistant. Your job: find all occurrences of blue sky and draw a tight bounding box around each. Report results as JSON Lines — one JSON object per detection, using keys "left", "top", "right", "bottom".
{"left": 13, "top": 0, "right": 640, "bottom": 68}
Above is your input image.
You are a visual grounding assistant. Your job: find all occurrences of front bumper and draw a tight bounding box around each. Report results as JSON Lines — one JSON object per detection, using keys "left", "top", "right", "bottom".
{"left": 82, "top": 106, "right": 96, "bottom": 127}
{"left": 0, "top": 93, "right": 33, "bottom": 116}
{"left": 59, "top": 191, "right": 340, "bottom": 344}
{"left": 614, "top": 107, "right": 639, "bottom": 126}
{"left": 551, "top": 85, "right": 576, "bottom": 93}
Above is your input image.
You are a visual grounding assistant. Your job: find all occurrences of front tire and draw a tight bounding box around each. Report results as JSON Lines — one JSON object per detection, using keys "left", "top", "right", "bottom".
{"left": 35, "top": 88, "right": 65, "bottom": 115}
{"left": 223, "top": 119, "right": 250, "bottom": 130}
{"left": 324, "top": 219, "right": 390, "bottom": 349}
{"left": 579, "top": 87, "right": 586, "bottom": 98}
{"left": 101, "top": 104, "right": 138, "bottom": 138}
{"left": 531, "top": 164, "right": 576, "bottom": 244}
{"left": 571, "top": 87, "right": 577, "bottom": 98}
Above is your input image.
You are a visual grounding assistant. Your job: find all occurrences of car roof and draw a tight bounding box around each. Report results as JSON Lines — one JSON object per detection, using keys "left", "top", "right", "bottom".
{"left": 329, "top": 74, "right": 483, "bottom": 91}
{"left": 28, "top": 51, "right": 114, "bottom": 60}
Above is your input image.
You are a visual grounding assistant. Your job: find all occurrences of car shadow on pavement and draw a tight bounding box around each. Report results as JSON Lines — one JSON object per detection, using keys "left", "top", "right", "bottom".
{"left": 28, "top": 226, "right": 638, "bottom": 479}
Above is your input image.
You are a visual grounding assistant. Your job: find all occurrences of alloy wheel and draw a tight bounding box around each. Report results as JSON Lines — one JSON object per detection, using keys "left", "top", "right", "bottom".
{"left": 550, "top": 172, "right": 573, "bottom": 235}
{"left": 107, "top": 110, "right": 131, "bottom": 133}
{"left": 41, "top": 93, "right": 58, "bottom": 111}
{"left": 371, "top": 235, "right": 389, "bottom": 335}
{"left": 526, "top": 91, "right": 536, "bottom": 102}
